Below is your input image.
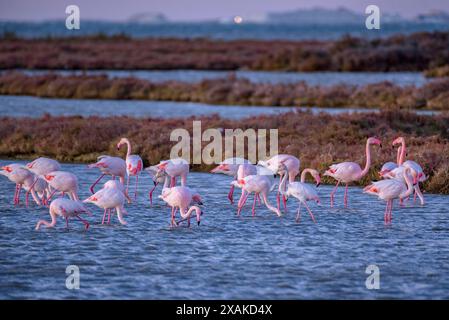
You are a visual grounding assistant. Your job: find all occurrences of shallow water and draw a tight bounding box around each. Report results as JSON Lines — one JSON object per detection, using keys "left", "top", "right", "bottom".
{"left": 0, "top": 95, "right": 440, "bottom": 119}
{"left": 0, "top": 160, "right": 448, "bottom": 299}
{"left": 13, "top": 70, "right": 428, "bottom": 87}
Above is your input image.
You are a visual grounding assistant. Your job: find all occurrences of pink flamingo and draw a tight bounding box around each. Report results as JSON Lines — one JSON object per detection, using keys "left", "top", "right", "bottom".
{"left": 279, "top": 164, "right": 321, "bottom": 223}
{"left": 22, "top": 174, "right": 48, "bottom": 206}
{"left": 364, "top": 167, "right": 415, "bottom": 224}
{"left": 391, "top": 137, "right": 426, "bottom": 205}
{"left": 44, "top": 171, "right": 79, "bottom": 201}
{"left": 230, "top": 163, "right": 261, "bottom": 208}
{"left": 35, "top": 198, "right": 91, "bottom": 230}
{"left": 26, "top": 157, "right": 61, "bottom": 204}
{"left": 236, "top": 174, "right": 281, "bottom": 217}
{"left": 158, "top": 186, "right": 203, "bottom": 227}
{"left": 87, "top": 155, "right": 126, "bottom": 194}
{"left": 210, "top": 157, "right": 252, "bottom": 204}
{"left": 155, "top": 158, "right": 189, "bottom": 188}
{"left": 324, "top": 137, "right": 382, "bottom": 208}
{"left": 83, "top": 180, "right": 128, "bottom": 225}
{"left": 258, "top": 154, "right": 300, "bottom": 212}
{"left": 117, "top": 138, "right": 143, "bottom": 200}
{"left": 0, "top": 164, "right": 47, "bottom": 206}
{"left": 145, "top": 165, "right": 170, "bottom": 205}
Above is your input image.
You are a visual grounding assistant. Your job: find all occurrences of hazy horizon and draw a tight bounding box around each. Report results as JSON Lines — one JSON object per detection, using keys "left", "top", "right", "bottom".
{"left": 0, "top": 0, "right": 448, "bottom": 22}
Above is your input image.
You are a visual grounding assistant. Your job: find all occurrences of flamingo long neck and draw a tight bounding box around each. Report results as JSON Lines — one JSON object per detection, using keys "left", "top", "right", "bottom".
{"left": 399, "top": 169, "right": 414, "bottom": 199}
{"left": 124, "top": 139, "right": 131, "bottom": 158}
{"left": 300, "top": 169, "right": 314, "bottom": 183}
{"left": 360, "top": 141, "right": 373, "bottom": 178}
{"left": 163, "top": 176, "right": 170, "bottom": 188}
{"left": 398, "top": 140, "right": 406, "bottom": 165}
{"left": 396, "top": 146, "right": 402, "bottom": 165}
{"left": 180, "top": 205, "right": 201, "bottom": 222}
{"left": 116, "top": 206, "right": 127, "bottom": 225}
{"left": 279, "top": 167, "right": 289, "bottom": 195}
{"left": 36, "top": 211, "right": 57, "bottom": 230}
{"left": 261, "top": 192, "right": 281, "bottom": 216}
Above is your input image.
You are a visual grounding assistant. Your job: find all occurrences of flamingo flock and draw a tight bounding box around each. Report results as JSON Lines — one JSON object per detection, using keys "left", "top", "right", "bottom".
{"left": 0, "top": 136, "right": 427, "bottom": 230}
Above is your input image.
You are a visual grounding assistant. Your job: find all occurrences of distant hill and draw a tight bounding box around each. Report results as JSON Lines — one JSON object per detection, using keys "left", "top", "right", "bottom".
{"left": 127, "top": 12, "right": 168, "bottom": 24}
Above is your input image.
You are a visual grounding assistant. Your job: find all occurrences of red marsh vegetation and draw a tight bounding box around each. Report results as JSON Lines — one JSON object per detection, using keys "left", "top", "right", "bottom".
{"left": 0, "top": 72, "right": 448, "bottom": 110}
{"left": 0, "top": 31, "right": 448, "bottom": 72}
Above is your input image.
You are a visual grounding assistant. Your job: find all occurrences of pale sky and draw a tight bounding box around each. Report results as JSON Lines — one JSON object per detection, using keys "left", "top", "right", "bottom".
{"left": 0, "top": 0, "right": 448, "bottom": 21}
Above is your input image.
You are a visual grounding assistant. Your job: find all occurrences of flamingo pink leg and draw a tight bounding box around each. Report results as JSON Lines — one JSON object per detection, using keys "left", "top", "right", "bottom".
{"left": 303, "top": 201, "right": 317, "bottom": 223}
{"left": 237, "top": 192, "right": 249, "bottom": 216}
{"left": 344, "top": 183, "right": 349, "bottom": 208}
{"left": 134, "top": 175, "right": 139, "bottom": 200}
{"left": 256, "top": 193, "right": 261, "bottom": 205}
{"left": 252, "top": 193, "right": 257, "bottom": 216}
{"left": 126, "top": 174, "right": 130, "bottom": 194}
{"left": 170, "top": 177, "right": 176, "bottom": 188}
{"left": 101, "top": 209, "right": 107, "bottom": 224}
{"left": 228, "top": 184, "right": 235, "bottom": 204}
{"left": 25, "top": 189, "right": 29, "bottom": 207}
{"left": 148, "top": 182, "right": 158, "bottom": 205}
{"left": 107, "top": 209, "right": 112, "bottom": 224}
{"left": 90, "top": 173, "right": 105, "bottom": 194}
{"left": 16, "top": 186, "right": 22, "bottom": 205}
{"left": 76, "top": 215, "right": 90, "bottom": 230}
{"left": 413, "top": 191, "right": 417, "bottom": 204}
{"left": 46, "top": 188, "right": 58, "bottom": 202}
{"left": 296, "top": 204, "right": 301, "bottom": 223}
{"left": 330, "top": 181, "right": 340, "bottom": 207}
{"left": 13, "top": 184, "right": 19, "bottom": 205}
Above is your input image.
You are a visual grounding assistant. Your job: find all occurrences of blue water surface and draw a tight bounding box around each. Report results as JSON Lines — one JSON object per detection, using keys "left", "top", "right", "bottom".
{"left": 0, "top": 160, "right": 448, "bottom": 299}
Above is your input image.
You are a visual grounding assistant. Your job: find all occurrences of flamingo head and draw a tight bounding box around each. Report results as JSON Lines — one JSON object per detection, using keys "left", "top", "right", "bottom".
{"left": 26, "top": 162, "right": 34, "bottom": 169}
{"left": 238, "top": 179, "right": 246, "bottom": 186}
{"left": 157, "top": 161, "right": 169, "bottom": 170}
{"left": 44, "top": 174, "right": 55, "bottom": 181}
{"left": 116, "top": 137, "right": 128, "bottom": 150}
{"left": 392, "top": 136, "right": 405, "bottom": 147}
{"left": 310, "top": 169, "right": 321, "bottom": 187}
{"left": 368, "top": 137, "right": 382, "bottom": 148}
{"left": 1, "top": 166, "right": 12, "bottom": 173}
{"left": 210, "top": 163, "right": 229, "bottom": 173}
{"left": 192, "top": 194, "right": 203, "bottom": 206}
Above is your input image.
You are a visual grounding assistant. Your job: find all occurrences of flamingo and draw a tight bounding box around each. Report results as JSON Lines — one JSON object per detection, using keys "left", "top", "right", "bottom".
{"left": 235, "top": 173, "right": 281, "bottom": 217}
{"left": 0, "top": 164, "right": 42, "bottom": 206}
{"left": 83, "top": 180, "right": 128, "bottom": 225}
{"left": 324, "top": 137, "right": 382, "bottom": 208}
{"left": 117, "top": 138, "right": 143, "bottom": 200}
{"left": 35, "top": 198, "right": 91, "bottom": 230}
{"left": 43, "top": 171, "right": 79, "bottom": 201}
{"left": 364, "top": 167, "right": 415, "bottom": 224}
{"left": 279, "top": 164, "right": 321, "bottom": 223}
{"left": 391, "top": 137, "right": 426, "bottom": 205}
{"left": 155, "top": 158, "right": 189, "bottom": 188}
{"left": 158, "top": 186, "right": 203, "bottom": 227}
{"left": 26, "top": 157, "right": 61, "bottom": 204}
{"left": 22, "top": 174, "right": 48, "bottom": 206}
{"left": 210, "top": 157, "right": 252, "bottom": 204}
{"left": 87, "top": 155, "right": 127, "bottom": 194}
{"left": 258, "top": 154, "right": 300, "bottom": 212}
{"left": 145, "top": 165, "right": 170, "bottom": 205}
